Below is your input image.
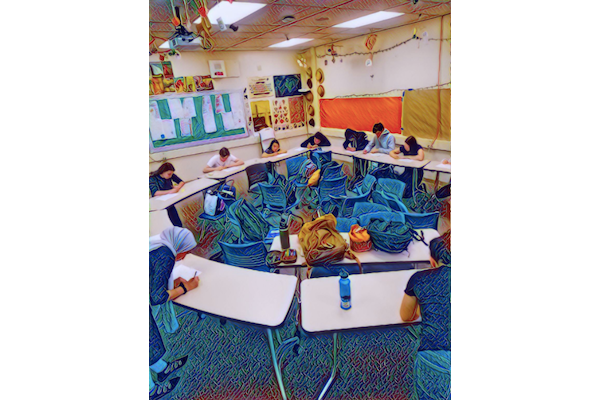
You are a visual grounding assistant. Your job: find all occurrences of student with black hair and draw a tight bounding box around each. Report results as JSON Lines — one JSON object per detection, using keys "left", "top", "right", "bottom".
{"left": 203, "top": 147, "right": 244, "bottom": 173}
{"left": 363, "top": 123, "right": 396, "bottom": 154}
{"left": 301, "top": 131, "right": 331, "bottom": 149}
{"left": 262, "top": 139, "right": 287, "bottom": 158}
{"left": 401, "top": 231, "right": 451, "bottom": 400}
{"left": 150, "top": 163, "right": 185, "bottom": 197}
{"left": 390, "top": 135, "right": 425, "bottom": 197}
{"left": 343, "top": 128, "right": 369, "bottom": 151}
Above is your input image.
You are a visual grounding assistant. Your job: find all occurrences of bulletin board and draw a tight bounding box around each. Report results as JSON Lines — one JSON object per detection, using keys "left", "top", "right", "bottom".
{"left": 149, "top": 90, "right": 249, "bottom": 153}
{"left": 402, "top": 89, "right": 451, "bottom": 141}
{"left": 320, "top": 97, "right": 402, "bottom": 133}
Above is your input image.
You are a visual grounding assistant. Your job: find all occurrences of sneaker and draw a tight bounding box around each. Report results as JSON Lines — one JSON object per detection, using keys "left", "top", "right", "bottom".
{"left": 150, "top": 377, "right": 180, "bottom": 400}
{"left": 157, "top": 356, "right": 188, "bottom": 382}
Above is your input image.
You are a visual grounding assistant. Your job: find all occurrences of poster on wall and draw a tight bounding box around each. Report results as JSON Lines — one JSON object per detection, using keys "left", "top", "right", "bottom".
{"left": 274, "top": 74, "right": 301, "bottom": 98}
{"left": 150, "top": 62, "right": 176, "bottom": 95}
{"left": 272, "top": 98, "right": 291, "bottom": 131}
{"left": 288, "top": 96, "right": 306, "bottom": 129}
{"left": 185, "top": 76, "right": 196, "bottom": 92}
{"left": 194, "top": 75, "right": 214, "bottom": 91}
{"left": 248, "top": 76, "right": 274, "bottom": 99}
{"left": 162, "top": 62, "right": 174, "bottom": 79}
{"left": 175, "top": 77, "right": 186, "bottom": 93}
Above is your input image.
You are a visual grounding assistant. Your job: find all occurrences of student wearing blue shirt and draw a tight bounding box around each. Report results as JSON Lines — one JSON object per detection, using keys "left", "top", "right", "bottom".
{"left": 401, "top": 232, "right": 451, "bottom": 400}
{"left": 362, "top": 123, "right": 396, "bottom": 154}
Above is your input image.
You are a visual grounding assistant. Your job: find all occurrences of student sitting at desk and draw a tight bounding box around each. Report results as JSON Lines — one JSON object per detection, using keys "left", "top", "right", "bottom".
{"left": 400, "top": 232, "right": 451, "bottom": 400}
{"left": 150, "top": 227, "right": 200, "bottom": 400}
{"left": 150, "top": 163, "right": 185, "bottom": 197}
{"left": 262, "top": 139, "right": 287, "bottom": 158}
{"left": 343, "top": 128, "right": 369, "bottom": 151}
{"left": 203, "top": 147, "right": 244, "bottom": 173}
{"left": 301, "top": 131, "right": 331, "bottom": 149}
{"left": 390, "top": 136, "right": 425, "bottom": 197}
{"left": 363, "top": 123, "right": 396, "bottom": 154}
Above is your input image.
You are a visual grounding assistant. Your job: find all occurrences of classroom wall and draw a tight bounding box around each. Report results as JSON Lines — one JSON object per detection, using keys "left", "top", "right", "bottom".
{"left": 149, "top": 50, "right": 309, "bottom": 180}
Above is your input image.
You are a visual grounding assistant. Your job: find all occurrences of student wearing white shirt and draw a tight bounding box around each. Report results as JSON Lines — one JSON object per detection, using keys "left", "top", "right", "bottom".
{"left": 203, "top": 147, "right": 244, "bottom": 173}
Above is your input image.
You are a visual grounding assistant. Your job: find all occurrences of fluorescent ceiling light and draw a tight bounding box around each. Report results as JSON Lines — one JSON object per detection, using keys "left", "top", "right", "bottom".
{"left": 193, "top": 2, "right": 266, "bottom": 25}
{"left": 269, "top": 38, "right": 314, "bottom": 48}
{"left": 333, "top": 11, "right": 404, "bottom": 28}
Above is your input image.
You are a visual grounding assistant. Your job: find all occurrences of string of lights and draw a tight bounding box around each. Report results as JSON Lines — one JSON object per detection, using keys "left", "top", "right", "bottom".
{"left": 316, "top": 36, "right": 451, "bottom": 58}
{"left": 330, "top": 82, "right": 450, "bottom": 99}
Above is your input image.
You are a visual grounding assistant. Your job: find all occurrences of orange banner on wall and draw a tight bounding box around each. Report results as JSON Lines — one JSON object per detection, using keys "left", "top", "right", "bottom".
{"left": 320, "top": 97, "right": 402, "bottom": 133}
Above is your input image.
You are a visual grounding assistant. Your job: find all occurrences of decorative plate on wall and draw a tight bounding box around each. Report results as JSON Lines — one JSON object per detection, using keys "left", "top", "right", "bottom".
{"left": 305, "top": 91, "right": 314, "bottom": 103}
{"left": 308, "top": 105, "right": 315, "bottom": 116}
{"left": 315, "top": 68, "right": 324, "bottom": 84}
{"left": 307, "top": 67, "right": 312, "bottom": 78}
{"left": 309, "top": 118, "right": 315, "bottom": 127}
{"left": 317, "top": 85, "right": 325, "bottom": 97}
{"left": 307, "top": 79, "right": 313, "bottom": 89}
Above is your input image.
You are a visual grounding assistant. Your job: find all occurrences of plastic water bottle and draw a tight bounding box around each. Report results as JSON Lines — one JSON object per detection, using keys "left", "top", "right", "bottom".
{"left": 280, "top": 215, "right": 290, "bottom": 250}
{"left": 339, "top": 270, "right": 351, "bottom": 310}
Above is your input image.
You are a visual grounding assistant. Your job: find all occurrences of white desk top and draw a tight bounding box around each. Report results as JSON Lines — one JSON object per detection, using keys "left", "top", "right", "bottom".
{"left": 329, "top": 146, "right": 430, "bottom": 169}
{"left": 424, "top": 162, "right": 452, "bottom": 173}
{"left": 149, "top": 209, "right": 174, "bottom": 237}
{"left": 270, "top": 229, "right": 439, "bottom": 266}
{"left": 173, "top": 254, "right": 298, "bottom": 327}
{"left": 301, "top": 269, "right": 421, "bottom": 333}
{"left": 201, "top": 148, "right": 310, "bottom": 180}
{"left": 149, "top": 178, "right": 220, "bottom": 211}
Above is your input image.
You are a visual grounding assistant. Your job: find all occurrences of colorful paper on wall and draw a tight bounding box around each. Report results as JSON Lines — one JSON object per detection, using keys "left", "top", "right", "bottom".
{"left": 174, "top": 77, "right": 186, "bottom": 93}
{"left": 149, "top": 101, "right": 161, "bottom": 120}
{"left": 150, "top": 119, "right": 177, "bottom": 141}
{"left": 288, "top": 96, "right": 305, "bottom": 128}
{"left": 162, "top": 62, "right": 174, "bottom": 79}
{"left": 274, "top": 74, "right": 301, "bottom": 98}
{"left": 161, "top": 119, "right": 177, "bottom": 139}
{"left": 151, "top": 77, "right": 165, "bottom": 95}
{"left": 221, "top": 112, "right": 236, "bottom": 131}
{"left": 162, "top": 78, "right": 175, "bottom": 93}
{"left": 214, "top": 94, "right": 225, "bottom": 114}
{"left": 150, "top": 62, "right": 164, "bottom": 77}
{"left": 184, "top": 76, "right": 196, "bottom": 93}
{"left": 150, "top": 79, "right": 154, "bottom": 96}
{"left": 194, "top": 75, "right": 214, "bottom": 91}
{"left": 248, "top": 76, "right": 274, "bottom": 98}
{"left": 202, "top": 96, "right": 217, "bottom": 133}
{"left": 168, "top": 99, "right": 184, "bottom": 119}
{"left": 229, "top": 92, "right": 247, "bottom": 130}
{"left": 180, "top": 118, "right": 193, "bottom": 137}
{"left": 273, "top": 98, "right": 291, "bottom": 131}
{"left": 182, "top": 98, "right": 196, "bottom": 118}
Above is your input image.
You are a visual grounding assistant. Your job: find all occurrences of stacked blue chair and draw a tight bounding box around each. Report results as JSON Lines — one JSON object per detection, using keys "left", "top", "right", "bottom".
{"left": 353, "top": 174, "right": 376, "bottom": 196}
{"left": 315, "top": 175, "right": 347, "bottom": 215}
{"left": 256, "top": 182, "right": 289, "bottom": 213}
{"left": 218, "top": 241, "right": 270, "bottom": 272}
{"left": 403, "top": 211, "right": 440, "bottom": 230}
{"left": 321, "top": 162, "right": 345, "bottom": 180}
{"left": 359, "top": 211, "right": 405, "bottom": 227}
{"left": 372, "top": 190, "right": 409, "bottom": 213}
{"left": 336, "top": 217, "right": 359, "bottom": 233}
{"left": 330, "top": 190, "right": 371, "bottom": 218}
{"left": 311, "top": 150, "right": 332, "bottom": 170}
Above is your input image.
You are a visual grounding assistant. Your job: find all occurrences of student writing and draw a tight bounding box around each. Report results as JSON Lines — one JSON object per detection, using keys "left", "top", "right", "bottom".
{"left": 203, "top": 147, "right": 244, "bottom": 173}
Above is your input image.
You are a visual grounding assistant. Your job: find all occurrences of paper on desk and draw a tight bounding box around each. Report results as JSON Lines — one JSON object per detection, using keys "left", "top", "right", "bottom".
{"left": 435, "top": 163, "right": 451, "bottom": 169}
{"left": 157, "top": 193, "right": 178, "bottom": 201}
{"left": 168, "top": 264, "right": 201, "bottom": 290}
{"left": 292, "top": 147, "right": 305, "bottom": 152}
{"left": 398, "top": 159, "right": 414, "bottom": 162}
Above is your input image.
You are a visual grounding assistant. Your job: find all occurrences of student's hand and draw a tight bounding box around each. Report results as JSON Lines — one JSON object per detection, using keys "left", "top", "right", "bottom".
{"left": 173, "top": 185, "right": 182, "bottom": 193}
{"left": 389, "top": 152, "right": 399, "bottom": 160}
{"left": 173, "top": 277, "right": 183, "bottom": 288}
{"left": 280, "top": 149, "right": 287, "bottom": 154}
{"left": 362, "top": 150, "right": 368, "bottom": 154}
{"left": 216, "top": 166, "right": 226, "bottom": 171}
{"left": 442, "top": 159, "right": 450, "bottom": 164}
{"left": 370, "top": 149, "right": 379, "bottom": 154}
{"left": 347, "top": 146, "right": 355, "bottom": 152}
{"left": 183, "top": 276, "right": 200, "bottom": 292}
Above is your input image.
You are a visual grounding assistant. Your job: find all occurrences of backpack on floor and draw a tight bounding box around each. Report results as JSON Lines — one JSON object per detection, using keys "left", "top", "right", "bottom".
{"left": 298, "top": 214, "right": 361, "bottom": 274}
{"left": 234, "top": 199, "right": 271, "bottom": 242}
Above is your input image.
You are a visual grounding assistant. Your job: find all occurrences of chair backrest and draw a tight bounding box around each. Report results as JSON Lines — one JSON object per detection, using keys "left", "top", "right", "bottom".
{"left": 357, "top": 174, "right": 376, "bottom": 195}
{"left": 321, "top": 162, "right": 344, "bottom": 180}
{"left": 311, "top": 150, "right": 332, "bottom": 169}
{"left": 257, "top": 182, "right": 287, "bottom": 212}
{"left": 219, "top": 241, "right": 269, "bottom": 272}
{"left": 338, "top": 190, "right": 370, "bottom": 218}
{"left": 358, "top": 211, "right": 405, "bottom": 227}
{"left": 286, "top": 156, "right": 308, "bottom": 179}
{"left": 403, "top": 212, "right": 440, "bottom": 230}
{"left": 318, "top": 175, "right": 347, "bottom": 201}
{"left": 351, "top": 202, "right": 390, "bottom": 218}
{"left": 378, "top": 178, "right": 407, "bottom": 198}
{"left": 373, "top": 190, "right": 409, "bottom": 213}
{"left": 370, "top": 164, "right": 396, "bottom": 180}
{"left": 246, "top": 163, "right": 269, "bottom": 188}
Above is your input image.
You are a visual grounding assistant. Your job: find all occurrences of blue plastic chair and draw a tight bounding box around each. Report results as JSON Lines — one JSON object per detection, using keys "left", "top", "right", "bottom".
{"left": 378, "top": 178, "right": 407, "bottom": 198}
{"left": 218, "top": 241, "right": 270, "bottom": 272}
{"left": 351, "top": 202, "right": 391, "bottom": 218}
{"left": 372, "top": 190, "right": 410, "bottom": 213}
{"left": 330, "top": 190, "right": 371, "bottom": 218}
{"left": 316, "top": 175, "right": 347, "bottom": 214}
{"left": 311, "top": 150, "right": 332, "bottom": 169}
{"left": 402, "top": 211, "right": 440, "bottom": 230}
{"left": 246, "top": 163, "right": 269, "bottom": 189}
{"left": 359, "top": 211, "right": 406, "bottom": 227}
{"left": 353, "top": 174, "right": 376, "bottom": 196}
{"left": 285, "top": 156, "right": 308, "bottom": 180}
{"left": 336, "top": 217, "right": 358, "bottom": 233}
{"left": 256, "top": 182, "right": 288, "bottom": 213}
{"left": 321, "top": 162, "right": 345, "bottom": 180}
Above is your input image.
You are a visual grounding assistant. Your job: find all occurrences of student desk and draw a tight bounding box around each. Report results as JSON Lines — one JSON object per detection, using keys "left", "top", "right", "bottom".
{"left": 424, "top": 162, "right": 451, "bottom": 190}
{"left": 300, "top": 270, "right": 421, "bottom": 399}
{"left": 149, "top": 209, "right": 173, "bottom": 236}
{"left": 329, "top": 146, "right": 431, "bottom": 169}
{"left": 149, "top": 177, "right": 220, "bottom": 212}
{"left": 174, "top": 254, "right": 298, "bottom": 400}
{"left": 270, "top": 229, "right": 440, "bottom": 269}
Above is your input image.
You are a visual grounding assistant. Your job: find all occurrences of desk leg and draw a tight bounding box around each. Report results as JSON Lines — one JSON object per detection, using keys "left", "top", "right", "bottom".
{"left": 434, "top": 171, "right": 440, "bottom": 192}
{"left": 267, "top": 328, "right": 288, "bottom": 400}
{"left": 318, "top": 332, "right": 340, "bottom": 400}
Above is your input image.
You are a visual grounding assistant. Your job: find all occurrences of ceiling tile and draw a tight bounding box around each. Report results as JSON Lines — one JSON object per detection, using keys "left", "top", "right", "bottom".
{"left": 293, "top": 7, "right": 375, "bottom": 27}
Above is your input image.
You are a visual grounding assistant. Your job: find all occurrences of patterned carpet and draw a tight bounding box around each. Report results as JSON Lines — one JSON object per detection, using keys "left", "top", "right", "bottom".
{"left": 155, "top": 297, "right": 422, "bottom": 400}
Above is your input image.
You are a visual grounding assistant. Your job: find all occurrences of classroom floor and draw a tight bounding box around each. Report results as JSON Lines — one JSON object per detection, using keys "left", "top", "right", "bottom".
{"left": 156, "top": 298, "right": 422, "bottom": 400}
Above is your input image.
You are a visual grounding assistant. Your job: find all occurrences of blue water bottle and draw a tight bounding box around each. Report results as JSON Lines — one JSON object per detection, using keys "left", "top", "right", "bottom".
{"left": 339, "top": 270, "right": 351, "bottom": 310}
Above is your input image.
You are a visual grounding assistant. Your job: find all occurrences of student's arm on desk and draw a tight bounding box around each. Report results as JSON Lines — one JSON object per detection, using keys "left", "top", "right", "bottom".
{"left": 167, "top": 276, "right": 200, "bottom": 300}
{"left": 400, "top": 294, "right": 421, "bottom": 321}
{"left": 405, "top": 149, "right": 425, "bottom": 161}
{"left": 153, "top": 182, "right": 184, "bottom": 196}
{"left": 231, "top": 159, "right": 245, "bottom": 167}
{"left": 203, "top": 165, "right": 226, "bottom": 173}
